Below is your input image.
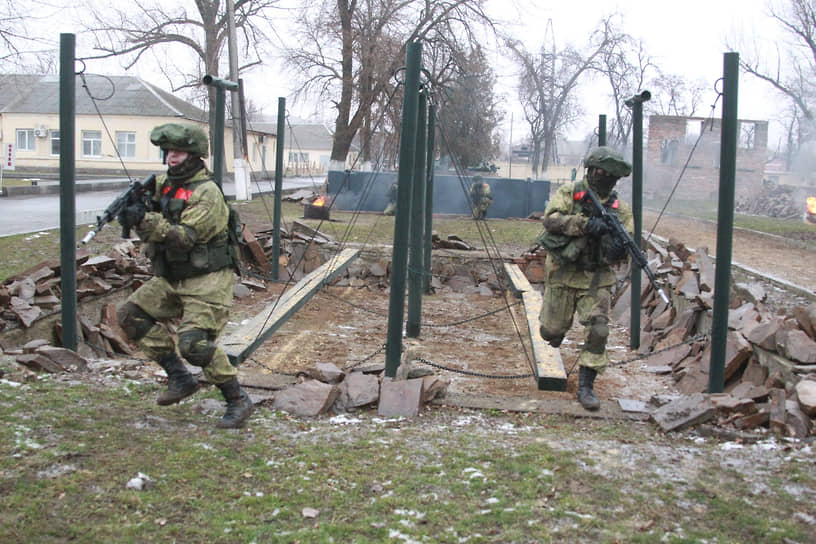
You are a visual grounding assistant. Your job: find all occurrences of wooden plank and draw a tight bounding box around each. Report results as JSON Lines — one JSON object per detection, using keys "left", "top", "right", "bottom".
{"left": 503, "top": 262, "right": 532, "bottom": 296}
{"left": 504, "top": 263, "right": 567, "bottom": 391}
{"left": 221, "top": 248, "right": 360, "bottom": 365}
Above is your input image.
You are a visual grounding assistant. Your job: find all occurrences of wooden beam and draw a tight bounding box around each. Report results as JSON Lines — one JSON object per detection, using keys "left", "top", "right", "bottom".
{"left": 221, "top": 248, "right": 360, "bottom": 365}
{"left": 503, "top": 263, "right": 567, "bottom": 391}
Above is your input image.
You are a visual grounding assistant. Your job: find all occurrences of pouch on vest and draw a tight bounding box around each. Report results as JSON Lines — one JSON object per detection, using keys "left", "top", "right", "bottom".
{"left": 538, "top": 231, "right": 586, "bottom": 263}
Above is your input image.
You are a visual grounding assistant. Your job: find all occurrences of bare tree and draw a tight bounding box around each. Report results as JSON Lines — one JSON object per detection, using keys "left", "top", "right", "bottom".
{"left": 434, "top": 44, "right": 502, "bottom": 169}
{"left": 80, "top": 0, "right": 279, "bottom": 127}
{"left": 1, "top": 0, "right": 61, "bottom": 70}
{"left": 507, "top": 16, "right": 624, "bottom": 174}
{"left": 595, "top": 34, "right": 656, "bottom": 147}
{"left": 284, "top": 0, "right": 496, "bottom": 166}
{"left": 647, "top": 72, "right": 708, "bottom": 117}
{"left": 736, "top": 0, "right": 816, "bottom": 137}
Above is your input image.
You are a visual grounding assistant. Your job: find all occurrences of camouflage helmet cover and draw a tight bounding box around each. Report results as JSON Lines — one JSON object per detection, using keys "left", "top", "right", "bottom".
{"left": 584, "top": 146, "right": 632, "bottom": 178}
{"left": 150, "top": 123, "right": 209, "bottom": 158}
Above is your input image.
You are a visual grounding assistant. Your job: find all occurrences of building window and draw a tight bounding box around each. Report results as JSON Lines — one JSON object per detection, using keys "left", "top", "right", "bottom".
{"left": 82, "top": 130, "right": 102, "bottom": 157}
{"left": 16, "top": 129, "right": 35, "bottom": 151}
{"left": 685, "top": 120, "right": 703, "bottom": 145}
{"left": 116, "top": 131, "right": 136, "bottom": 158}
{"left": 288, "top": 151, "right": 309, "bottom": 163}
{"left": 739, "top": 122, "right": 756, "bottom": 149}
{"left": 50, "top": 130, "right": 60, "bottom": 156}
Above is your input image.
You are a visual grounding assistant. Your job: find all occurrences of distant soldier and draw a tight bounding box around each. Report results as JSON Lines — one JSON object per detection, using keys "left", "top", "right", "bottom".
{"left": 115, "top": 123, "right": 253, "bottom": 429}
{"left": 383, "top": 182, "right": 398, "bottom": 216}
{"left": 535, "top": 146, "right": 633, "bottom": 411}
{"left": 469, "top": 176, "right": 493, "bottom": 219}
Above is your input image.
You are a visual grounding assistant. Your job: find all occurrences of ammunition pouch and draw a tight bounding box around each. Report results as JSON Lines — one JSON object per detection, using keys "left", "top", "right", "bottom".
{"left": 148, "top": 231, "right": 234, "bottom": 281}
{"left": 537, "top": 231, "right": 587, "bottom": 264}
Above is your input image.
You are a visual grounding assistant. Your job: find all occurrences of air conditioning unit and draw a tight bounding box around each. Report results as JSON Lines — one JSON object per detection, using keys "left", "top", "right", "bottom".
{"left": 34, "top": 125, "right": 48, "bottom": 138}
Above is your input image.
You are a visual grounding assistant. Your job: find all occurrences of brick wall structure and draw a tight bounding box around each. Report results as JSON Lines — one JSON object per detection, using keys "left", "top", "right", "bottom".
{"left": 645, "top": 115, "right": 768, "bottom": 201}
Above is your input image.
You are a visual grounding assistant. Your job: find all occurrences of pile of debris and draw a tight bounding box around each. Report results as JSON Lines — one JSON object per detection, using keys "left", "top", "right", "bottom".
{"left": 610, "top": 237, "right": 816, "bottom": 438}
{"left": 735, "top": 179, "right": 806, "bottom": 220}
{"left": 268, "top": 352, "right": 450, "bottom": 418}
{"left": 0, "top": 241, "right": 147, "bottom": 358}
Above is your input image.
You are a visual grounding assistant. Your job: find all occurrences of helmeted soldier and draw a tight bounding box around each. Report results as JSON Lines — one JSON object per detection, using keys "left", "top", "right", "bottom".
{"left": 116, "top": 123, "right": 253, "bottom": 428}
{"left": 536, "top": 146, "right": 634, "bottom": 410}
{"left": 383, "top": 182, "right": 398, "bottom": 216}
{"left": 469, "top": 175, "right": 493, "bottom": 219}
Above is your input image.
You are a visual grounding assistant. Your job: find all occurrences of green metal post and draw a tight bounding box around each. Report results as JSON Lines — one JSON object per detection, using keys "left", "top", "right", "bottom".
{"left": 598, "top": 115, "right": 606, "bottom": 146}
{"left": 629, "top": 93, "right": 648, "bottom": 349}
{"left": 202, "top": 75, "right": 239, "bottom": 188}
{"left": 423, "top": 103, "right": 436, "bottom": 295}
{"left": 272, "top": 97, "right": 285, "bottom": 281}
{"left": 59, "top": 33, "right": 77, "bottom": 351}
{"left": 709, "top": 53, "right": 740, "bottom": 394}
{"left": 385, "top": 41, "right": 422, "bottom": 377}
{"left": 213, "top": 86, "right": 225, "bottom": 187}
{"left": 406, "top": 91, "right": 428, "bottom": 337}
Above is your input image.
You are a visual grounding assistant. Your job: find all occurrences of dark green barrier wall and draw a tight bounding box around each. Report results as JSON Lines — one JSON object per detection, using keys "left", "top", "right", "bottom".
{"left": 326, "top": 171, "right": 551, "bottom": 218}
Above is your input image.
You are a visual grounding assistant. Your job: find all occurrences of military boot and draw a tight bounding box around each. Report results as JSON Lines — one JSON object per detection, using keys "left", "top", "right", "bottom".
{"left": 577, "top": 366, "right": 600, "bottom": 411}
{"left": 215, "top": 377, "right": 253, "bottom": 429}
{"left": 155, "top": 353, "right": 199, "bottom": 406}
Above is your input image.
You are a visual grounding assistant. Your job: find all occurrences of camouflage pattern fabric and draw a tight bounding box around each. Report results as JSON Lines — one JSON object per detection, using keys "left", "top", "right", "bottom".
{"left": 538, "top": 178, "right": 634, "bottom": 372}
{"left": 538, "top": 284, "right": 612, "bottom": 371}
{"left": 123, "top": 165, "right": 236, "bottom": 384}
{"left": 470, "top": 182, "right": 493, "bottom": 219}
{"left": 126, "top": 268, "right": 236, "bottom": 383}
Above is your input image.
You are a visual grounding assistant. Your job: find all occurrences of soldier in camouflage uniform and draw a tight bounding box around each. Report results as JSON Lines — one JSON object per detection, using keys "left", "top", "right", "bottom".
{"left": 470, "top": 176, "right": 493, "bottom": 219}
{"left": 536, "top": 146, "right": 634, "bottom": 410}
{"left": 116, "top": 123, "right": 253, "bottom": 429}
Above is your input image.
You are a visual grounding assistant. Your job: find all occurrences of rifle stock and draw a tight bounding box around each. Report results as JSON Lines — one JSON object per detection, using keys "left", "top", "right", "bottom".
{"left": 81, "top": 174, "right": 156, "bottom": 244}
{"left": 582, "top": 186, "right": 670, "bottom": 304}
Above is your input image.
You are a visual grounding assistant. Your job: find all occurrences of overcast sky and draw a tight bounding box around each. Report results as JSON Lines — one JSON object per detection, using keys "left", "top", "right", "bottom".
{"left": 36, "top": 0, "right": 789, "bottom": 146}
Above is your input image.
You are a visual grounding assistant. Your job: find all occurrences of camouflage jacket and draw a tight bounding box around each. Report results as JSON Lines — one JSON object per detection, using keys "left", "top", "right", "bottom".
{"left": 539, "top": 180, "right": 634, "bottom": 289}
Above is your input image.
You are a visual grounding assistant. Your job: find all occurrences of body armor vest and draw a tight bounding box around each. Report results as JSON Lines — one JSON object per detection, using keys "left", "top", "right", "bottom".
{"left": 149, "top": 178, "right": 238, "bottom": 281}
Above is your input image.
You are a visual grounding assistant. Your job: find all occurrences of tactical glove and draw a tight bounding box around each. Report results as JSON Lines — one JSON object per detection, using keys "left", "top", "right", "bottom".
{"left": 604, "top": 236, "right": 627, "bottom": 262}
{"left": 584, "top": 217, "right": 610, "bottom": 237}
{"left": 117, "top": 200, "right": 146, "bottom": 231}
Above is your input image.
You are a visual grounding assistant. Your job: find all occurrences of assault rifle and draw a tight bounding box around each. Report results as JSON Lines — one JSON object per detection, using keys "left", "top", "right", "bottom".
{"left": 582, "top": 186, "right": 670, "bottom": 304}
{"left": 81, "top": 174, "right": 156, "bottom": 244}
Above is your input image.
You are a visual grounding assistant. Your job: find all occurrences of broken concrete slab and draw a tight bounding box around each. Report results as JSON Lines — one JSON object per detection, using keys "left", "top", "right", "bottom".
{"left": 795, "top": 379, "right": 816, "bottom": 417}
{"left": 335, "top": 372, "right": 380, "bottom": 410}
{"left": 34, "top": 346, "right": 88, "bottom": 373}
{"left": 272, "top": 379, "right": 339, "bottom": 417}
{"left": 378, "top": 377, "right": 424, "bottom": 418}
{"left": 651, "top": 393, "right": 716, "bottom": 432}
{"left": 16, "top": 352, "right": 65, "bottom": 373}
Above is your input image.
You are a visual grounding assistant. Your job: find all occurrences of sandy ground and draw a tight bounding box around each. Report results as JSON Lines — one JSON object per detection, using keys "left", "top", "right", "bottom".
{"left": 228, "top": 211, "right": 815, "bottom": 406}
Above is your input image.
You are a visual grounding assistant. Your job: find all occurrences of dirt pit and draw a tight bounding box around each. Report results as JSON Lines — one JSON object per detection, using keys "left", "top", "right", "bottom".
{"left": 227, "top": 282, "right": 677, "bottom": 405}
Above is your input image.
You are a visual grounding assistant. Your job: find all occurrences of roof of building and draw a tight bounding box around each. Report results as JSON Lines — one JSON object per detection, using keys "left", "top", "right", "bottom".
{"left": 0, "top": 73, "right": 211, "bottom": 121}
{"left": 248, "top": 118, "right": 358, "bottom": 152}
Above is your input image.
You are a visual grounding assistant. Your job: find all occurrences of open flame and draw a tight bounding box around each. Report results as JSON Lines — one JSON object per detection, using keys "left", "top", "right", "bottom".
{"left": 312, "top": 196, "right": 326, "bottom": 207}
{"left": 808, "top": 196, "right": 816, "bottom": 215}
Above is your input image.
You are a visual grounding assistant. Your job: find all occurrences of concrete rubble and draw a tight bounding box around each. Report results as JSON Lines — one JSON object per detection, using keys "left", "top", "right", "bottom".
{"left": 518, "top": 235, "right": 816, "bottom": 438}
{"left": 1, "top": 224, "right": 814, "bottom": 438}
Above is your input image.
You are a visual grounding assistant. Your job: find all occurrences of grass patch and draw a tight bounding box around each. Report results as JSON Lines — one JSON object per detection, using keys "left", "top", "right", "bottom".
{"left": 1, "top": 376, "right": 813, "bottom": 543}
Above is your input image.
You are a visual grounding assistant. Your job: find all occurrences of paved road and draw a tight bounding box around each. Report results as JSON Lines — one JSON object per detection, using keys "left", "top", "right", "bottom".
{"left": 0, "top": 176, "right": 324, "bottom": 237}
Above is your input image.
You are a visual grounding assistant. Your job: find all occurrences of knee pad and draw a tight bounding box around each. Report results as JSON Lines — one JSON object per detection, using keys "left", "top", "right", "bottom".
{"left": 117, "top": 302, "right": 155, "bottom": 341}
{"left": 586, "top": 316, "right": 609, "bottom": 354}
{"left": 539, "top": 325, "right": 564, "bottom": 348}
{"left": 178, "top": 329, "right": 216, "bottom": 367}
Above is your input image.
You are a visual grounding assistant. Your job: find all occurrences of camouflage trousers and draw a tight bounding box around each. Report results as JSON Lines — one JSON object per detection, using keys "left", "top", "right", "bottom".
{"left": 126, "top": 267, "right": 236, "bottom": 384}
{"left": 538, "top": 283, "right": 613, "bottom": 371}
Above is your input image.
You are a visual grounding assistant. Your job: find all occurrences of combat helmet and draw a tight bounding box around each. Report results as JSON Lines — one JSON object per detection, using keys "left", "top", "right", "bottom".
{"left": 584, "top": 146, "right": 632, "bottom": 178}
{"left": 150, "top": 123, "right": 209, "bottom": 158}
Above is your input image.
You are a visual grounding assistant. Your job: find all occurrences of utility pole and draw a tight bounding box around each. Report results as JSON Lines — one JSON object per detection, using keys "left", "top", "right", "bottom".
{"left": 227, "top": 0, "right": 251, "bottom": 200}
